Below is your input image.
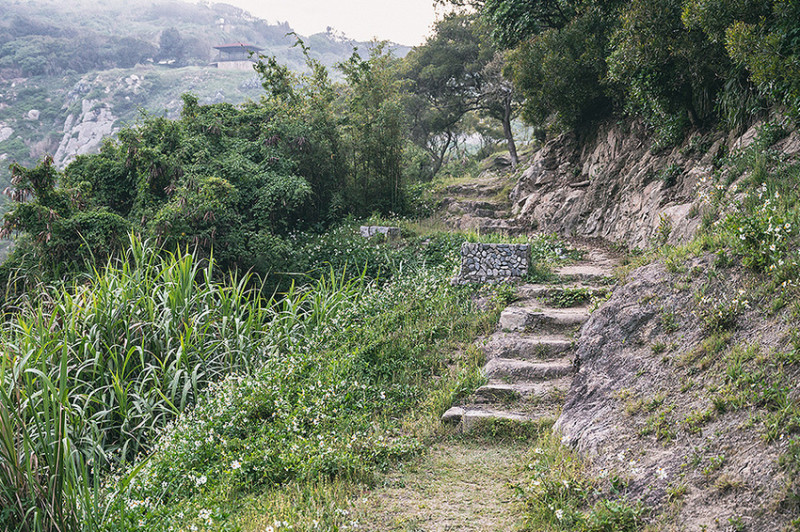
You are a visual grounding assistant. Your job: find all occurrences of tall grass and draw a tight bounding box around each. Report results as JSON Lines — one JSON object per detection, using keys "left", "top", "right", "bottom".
{"left": 0, "top": 236, "right": 368, "bottom": 531}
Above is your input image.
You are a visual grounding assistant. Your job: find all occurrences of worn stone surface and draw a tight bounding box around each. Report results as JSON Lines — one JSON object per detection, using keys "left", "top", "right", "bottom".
{"left": 509, "top": 119, "right": 800, "bottom": 249}
{"left": 54, "top": 99, "right": 117, "bottom": 168}
{"left": 485, "top": 357, "right": 573, "bottom": 381}
{"left": 555, "top": 256, "right": 799, "bottom": 530}
{"left": 498, "top": 305, "right": 589, "bottom": 332}
{"left": 481, "top": 332, "right": 573, "bottom": 360}
{"left": 474, "top": 376, "right": 571, "bottom": 403}
{"left": 0, "top": 124, "right": 14, "bottom": 143}
{"left": 359, "top": 226, "right": 401, "bottom": 239}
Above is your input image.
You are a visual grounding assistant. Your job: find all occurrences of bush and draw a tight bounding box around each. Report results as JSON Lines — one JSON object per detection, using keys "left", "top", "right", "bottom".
{"left": 723, "top": 182, "right": 798, "bottom": 272}
{"left": 509, "top": 10, "right": 612, "bottom": 130}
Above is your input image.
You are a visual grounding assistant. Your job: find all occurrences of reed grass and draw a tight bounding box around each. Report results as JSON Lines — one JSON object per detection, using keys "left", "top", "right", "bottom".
{"left": 0, "top": 235, "right": 369, "bottom": 531}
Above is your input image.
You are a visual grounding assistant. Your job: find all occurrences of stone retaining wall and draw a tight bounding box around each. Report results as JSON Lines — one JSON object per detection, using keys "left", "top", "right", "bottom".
{"left": 457, "top": 243, "right": 530, "bottom": 283}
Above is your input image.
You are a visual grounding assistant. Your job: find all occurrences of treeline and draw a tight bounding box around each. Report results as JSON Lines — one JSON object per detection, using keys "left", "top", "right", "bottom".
{"left": 0, "top": 2, "right": 297, "bottom": 77}
{"left": 1, "top": 45, "right": 408, "bottom": 285}
{"left": 4, "top": 0, "right": 799, "bottom": 286}
{"left": 0, "top": 15, "right": 191, "bottom": 75}
{"left": 461, "top": 0, "right": 800, "bottom": 149}
{"left": 0, "top": 13, "right": 525, "bottom": 286}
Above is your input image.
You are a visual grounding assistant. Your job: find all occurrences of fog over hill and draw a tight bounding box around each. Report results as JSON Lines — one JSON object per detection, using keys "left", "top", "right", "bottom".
{"left": 0, "top": 0, "right": 411, "bottom": 202}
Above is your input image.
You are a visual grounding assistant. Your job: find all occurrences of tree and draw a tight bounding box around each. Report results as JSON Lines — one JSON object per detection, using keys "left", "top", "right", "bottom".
{"left": 158, "top": 27, "right": 184, "bottom": 63}
{"left": 479, "top": 52, "right": 521, "bottom": 165}
{"left": 483, "top": 0, "right": 575, "bottom": 48}
{"left": 506, "top": 8, "right": 613, "bottom": 131}
{"left": 401, "top": 13, "right": 492, "bottom": 176}
{"left": 684, "top": 0, "right": 800, "bottom": 122}
{"left": 339, "top": 45, "right": 406, "bottom": 214}
{"left": 114, "top": 37, "right": 157, "bottom": 68}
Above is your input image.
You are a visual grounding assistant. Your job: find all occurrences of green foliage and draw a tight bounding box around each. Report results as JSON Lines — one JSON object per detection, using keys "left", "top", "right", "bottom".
{"left": 722, "top": 182, "right": 799, "bottom": 273}
{"left": 476, "top": 0, "right": 800, "bottom": 138}
{"left": 158, "top": 27, "right": 184, "bottom": 63}
{"left": 517, "top": 432, "right": 647, "bottom": 531}
{"left": 582, "top": 499, "right": 646, "bottom": 532}
{"left": 4, "top": 45, "right": 413, "bottom": 282}
{"left": 546, "top": 287, "right": 596, "bottom": 308}
{"left": 658, "top": 164, "right": 682, "bottom": 188}
{"left": 1, "top": 157, "right": 131, "bottom": 274}
{"left": 723, "top": 1, "right": 800, "bottom": 119}
{"left": 402, "top": 13, "right": 493, "bottom": 177}
{"left": 609, "top": 0, "right": 725, "bottom": 146}
{"left": 0, "top": 233, "right": 485, "bottom": 531}
{"left": 483, "top": 0, "right": 575, "bottom": 48}
{"left": 339, "top": 45, "right": 406, "bottom": 214}
{"left": 509, "top": 9, "right": 612, "bottom": 130}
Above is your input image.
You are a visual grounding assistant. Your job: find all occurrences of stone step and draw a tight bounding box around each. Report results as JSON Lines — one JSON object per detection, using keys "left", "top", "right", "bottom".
{"left": 482, "top": 332, "right": 573, "bottom": 360}
{"left": 499, "top": 306, "right": 590, "bottom": 332}
{"left": 443, "top": 181, "right": 506, "bottom": 198}
{"left": 441, "top": 405, "right": 559, "bottom": 432}
{"left": 485, "top": 357, "right": 574, "bottom": 382}
{"left": 473, "top": 376, "right": 572, "bottom": 404}
{"left": 555, "top": 264, "right": 615, "bottom": 283}
{"left": 515, "top": 283, "right": 609, "bottom": 301}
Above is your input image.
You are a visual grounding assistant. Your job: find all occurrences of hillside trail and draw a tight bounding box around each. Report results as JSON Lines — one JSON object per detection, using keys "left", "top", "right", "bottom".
{"left": 354, "top": 169, "right": 621, "bottom": 530}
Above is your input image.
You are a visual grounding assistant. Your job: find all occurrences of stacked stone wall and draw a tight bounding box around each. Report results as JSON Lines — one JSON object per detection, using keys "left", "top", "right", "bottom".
{"left": 457, "top": 243, "right": 530, "bottom": 283}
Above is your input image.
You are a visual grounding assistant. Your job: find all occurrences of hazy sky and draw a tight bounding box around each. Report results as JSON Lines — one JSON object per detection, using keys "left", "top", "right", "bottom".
{"left": 220, "top": 0, "right": 441, "bottom": 46}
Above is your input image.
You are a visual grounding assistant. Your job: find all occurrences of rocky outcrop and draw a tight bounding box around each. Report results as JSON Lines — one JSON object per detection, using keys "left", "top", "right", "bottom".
{"left": 0, "top": 123, "right": 12, "bottom": 143}
{"left": 53, "top": 99, "right": 117, "bottom": 168}
{"left": 556, "top": 257, "right": 798, "bottom": 530}
{"left": 510, "top": 120, "right": 800, "bottom": 249}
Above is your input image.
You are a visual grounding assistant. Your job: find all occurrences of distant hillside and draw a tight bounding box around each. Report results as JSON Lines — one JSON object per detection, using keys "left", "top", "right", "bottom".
{"left": 0, "top": 0, "right": 411, "bottom": 214}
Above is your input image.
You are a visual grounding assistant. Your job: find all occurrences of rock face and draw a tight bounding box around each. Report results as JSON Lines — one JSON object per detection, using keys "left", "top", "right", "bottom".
{"left": 556, "top": 257, "right": 798, "bottom": 530}
{"left": 54, "top": 99, "right": 117, "bottom": 168}
{"left": 510, "top": 120, "right": 800, "bottom": 249}
{"left": 0, "top": 124, "right": 13, "bottom": 143}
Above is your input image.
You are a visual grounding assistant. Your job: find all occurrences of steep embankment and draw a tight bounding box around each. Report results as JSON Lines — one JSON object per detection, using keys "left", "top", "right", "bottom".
{"left": 509, "top": 120, "right": 800, "bottom": 249}
{"left": 436, "top": 120, "right": 800, "bottom": 529}
{"left": 557, "top": 255, "right": 800, "bottom": 530}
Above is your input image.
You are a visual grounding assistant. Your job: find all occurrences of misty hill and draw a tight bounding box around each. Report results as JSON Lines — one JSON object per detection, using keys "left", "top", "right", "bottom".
{"left": 0, "top": 0, "right": 411, "bottom": 204}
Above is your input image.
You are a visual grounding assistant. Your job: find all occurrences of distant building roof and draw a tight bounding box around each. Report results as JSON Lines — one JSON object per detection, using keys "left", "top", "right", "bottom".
{"left": 213, "top": 42, "right": 263, "bottom": 52}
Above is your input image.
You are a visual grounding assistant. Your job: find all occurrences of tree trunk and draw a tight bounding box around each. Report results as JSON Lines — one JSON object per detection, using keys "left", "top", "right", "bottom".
{"left": 429, "top": 131, "right": 454, "bottom": 177}
{"left": 502, "top": 96, "right": 518, "bottom": 167}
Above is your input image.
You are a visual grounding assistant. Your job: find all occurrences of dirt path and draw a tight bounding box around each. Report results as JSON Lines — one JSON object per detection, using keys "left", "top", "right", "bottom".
{"left": 354, "top": 441, "right": 528, "bottom": 531}
{"left": 351, "top": 242, "right": 619, "bottom": 531}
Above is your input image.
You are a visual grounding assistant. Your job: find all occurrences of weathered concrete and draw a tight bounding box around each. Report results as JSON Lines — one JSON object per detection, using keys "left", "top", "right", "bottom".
{"left": 359, "top": 226, "right": 401, "bottom": 239}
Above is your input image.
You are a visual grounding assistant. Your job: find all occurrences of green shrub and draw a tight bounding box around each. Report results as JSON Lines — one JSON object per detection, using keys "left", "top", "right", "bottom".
{"left": 582, "top": 499, "right": 646, "bottom": 532}
{"left": 658, "top": 163, "right": 682, "bottom": 188}
{"left": 722, "top": 182, "right": 799, "bottom": 273}
{"left": 509, "top": 10, "right": 612, "bottom": 131}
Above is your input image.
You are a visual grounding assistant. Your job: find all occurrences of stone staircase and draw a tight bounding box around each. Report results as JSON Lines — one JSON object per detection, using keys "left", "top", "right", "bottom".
{"left": 442, "top": 249, "right": 617, "bottom": 432}
{"left": 439, "top": 172, "right": 532, "bottom": 237}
